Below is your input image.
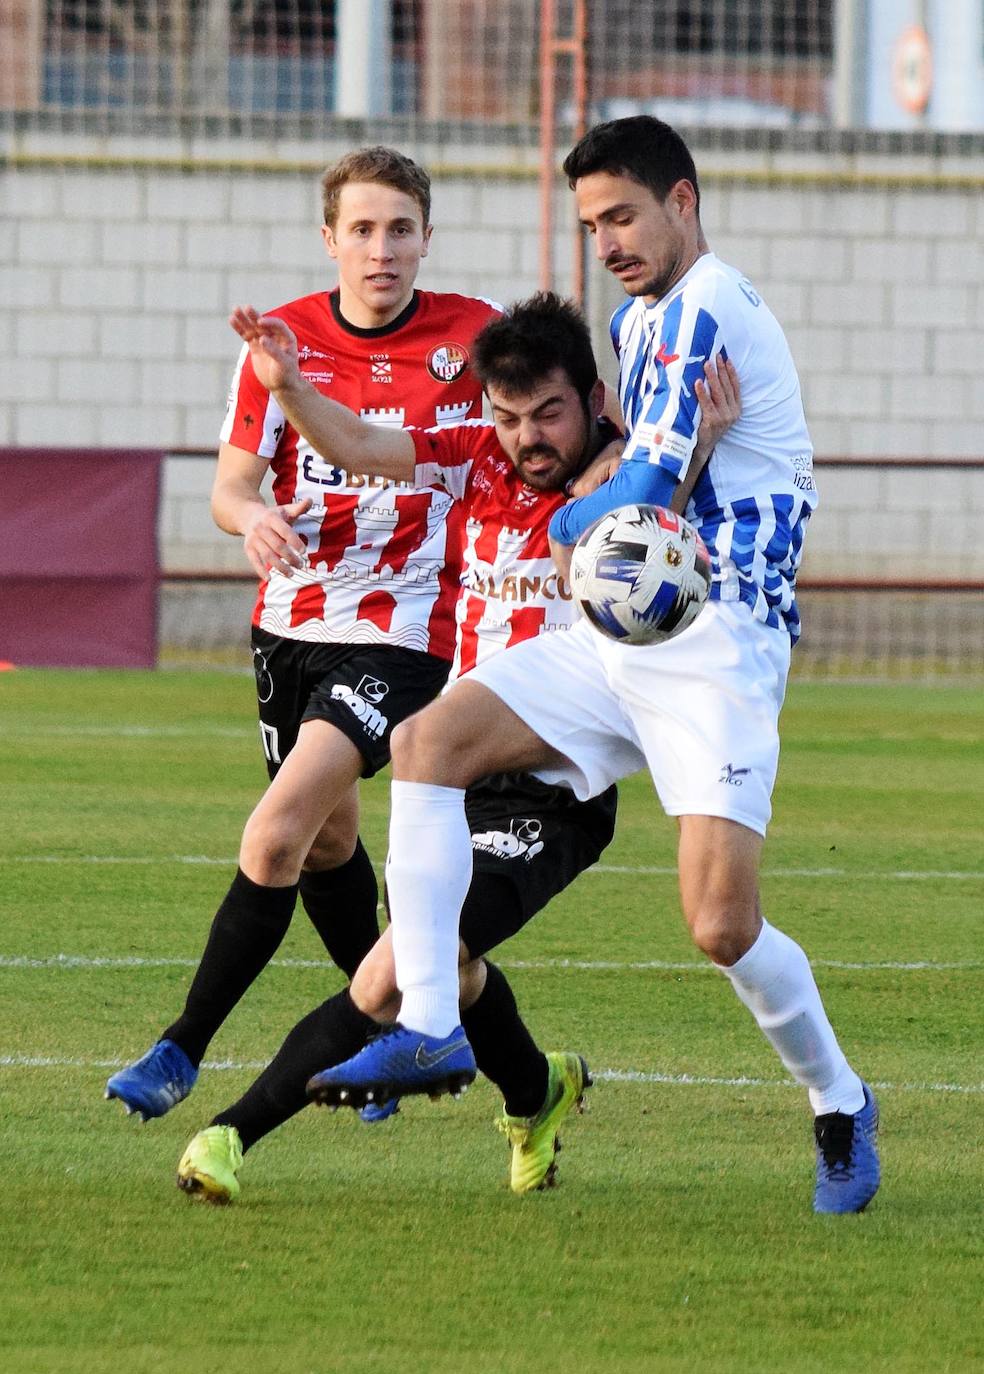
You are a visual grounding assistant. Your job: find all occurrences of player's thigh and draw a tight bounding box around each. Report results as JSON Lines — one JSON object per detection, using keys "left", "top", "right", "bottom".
{"left": 459, "top": 775, "right": 618, "bottom": 956}
{"left": 677, "top": 814, "right": 763, "bottom": 959}
{"left": 392, "top": 679, "right": 568, "bottom": 786}
{"left": 243, "top": 718, "right": 365, "bottom": 858}
{"left": 304, "top": 781, "right": 361, "bottom": 870}
{"left": 455, "top": 620, "right": 646, "bottom": 799}
{"left": 303, "top": 643, "right": 451, "bottom": 779}
{"left": 611, "top": 603, "right": 788, "bottom": 835}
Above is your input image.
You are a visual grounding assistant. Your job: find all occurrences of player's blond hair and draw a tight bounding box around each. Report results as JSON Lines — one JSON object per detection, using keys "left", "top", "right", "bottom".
{"left": 320, "top": 146, "right": 432, "bottom": 229}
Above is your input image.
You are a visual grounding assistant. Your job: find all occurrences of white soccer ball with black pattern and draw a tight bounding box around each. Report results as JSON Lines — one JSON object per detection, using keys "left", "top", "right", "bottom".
{"left": 569, "top": 504, "right": 712, "bottom": 645}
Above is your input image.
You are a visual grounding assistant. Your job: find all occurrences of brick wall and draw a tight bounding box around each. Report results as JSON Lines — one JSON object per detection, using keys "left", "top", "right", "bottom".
{"left": 3, "top": 135, "right": 982, "bottom": 463}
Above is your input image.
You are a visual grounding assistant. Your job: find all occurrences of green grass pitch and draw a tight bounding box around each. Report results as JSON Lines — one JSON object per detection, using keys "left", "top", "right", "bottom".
{"left": 1, "top": 669, "right": 982, "bottom": 1373}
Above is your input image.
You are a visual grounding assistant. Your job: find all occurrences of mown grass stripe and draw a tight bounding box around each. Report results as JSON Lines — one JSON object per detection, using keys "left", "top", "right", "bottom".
{"left": 0, "top": 1052, "right": 980, "bottom": 1096}
{"left": 0, "top": 953, "right": 978, "bottom": 973}
{"left": 7, "top": 854, "right": 983, "bottom": 881}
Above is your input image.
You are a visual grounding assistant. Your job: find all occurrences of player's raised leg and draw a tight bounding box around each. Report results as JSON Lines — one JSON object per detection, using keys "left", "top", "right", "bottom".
{"left": 302, "top": 681, "right": 565, "bottom": 1106}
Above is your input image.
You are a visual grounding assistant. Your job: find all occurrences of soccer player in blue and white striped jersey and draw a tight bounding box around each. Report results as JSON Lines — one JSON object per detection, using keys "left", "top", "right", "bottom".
{"left": 544, "top": 116, "right": 878, "bottom": 1212}
{"left": 550, "top": 125, "right": 817, "bottom": 644}
{"left": 315, "top": 118, "right": 879, "bottom": 1215}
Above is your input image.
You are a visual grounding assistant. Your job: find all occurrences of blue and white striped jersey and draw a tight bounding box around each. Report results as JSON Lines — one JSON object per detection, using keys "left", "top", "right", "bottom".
{"left": 552, "top": 253, "right": 818, "bottom": 641}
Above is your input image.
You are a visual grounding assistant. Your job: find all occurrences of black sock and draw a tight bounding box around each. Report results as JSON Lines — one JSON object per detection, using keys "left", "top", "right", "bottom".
{"left": 163, "top": 868, "right": 298, "bottom": 1067}
{"left": 212, "top": 989, "right": 375, "bottom": 1151}
{"left": 462, "top": 961, "right": 548, "bottom": 1118}
{"left": 299, "top": 839, "right": 380, "bottom": 979}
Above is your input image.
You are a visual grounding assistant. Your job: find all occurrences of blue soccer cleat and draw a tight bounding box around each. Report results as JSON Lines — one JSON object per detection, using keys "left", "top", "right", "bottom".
{"left": 105, "top": 1039, "right": 198, "bottom": 1122}
{"left": 813, "top": 1081, "right": 880, "bottom": 1214}
{"left": 306, "top": 1023, "right": 476, "bottom": 1110}
{"left": 359, "top": 1098, "right": 401, "bottom": 1124}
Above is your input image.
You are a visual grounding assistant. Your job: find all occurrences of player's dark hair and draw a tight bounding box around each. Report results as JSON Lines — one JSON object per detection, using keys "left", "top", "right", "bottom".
{"left": 321, "top": 146, "right": 431, "bottom": 228}
{"left": 563, "top": 116, "right": 700, "bottom": 216}
{"left": 472, "top": 292, "right": 598, "bottom": 410}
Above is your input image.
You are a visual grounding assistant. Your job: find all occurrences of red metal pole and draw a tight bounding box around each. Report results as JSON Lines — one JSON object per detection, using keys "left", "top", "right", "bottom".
{"left": 538, "top": 0, "right": 557, "bottom": 291}
{"left": 571, "top": 0, "right": 588, "bottom": 306}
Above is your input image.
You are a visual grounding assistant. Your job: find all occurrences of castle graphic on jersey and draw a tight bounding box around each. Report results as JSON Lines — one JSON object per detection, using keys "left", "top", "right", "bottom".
{"left": 360, "top": 406, "right": 406, "bottom": 429}
{"left": 436, "top": 401, "right": 473, "bottom": 427}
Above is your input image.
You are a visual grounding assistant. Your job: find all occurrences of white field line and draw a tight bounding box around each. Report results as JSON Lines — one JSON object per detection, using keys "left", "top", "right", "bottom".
{"left": 0, "top": 1052, "right": 979, "bottom": 1097}
{"left": 5, "top": 853, "right": 983, "bottom": 882}
{"left": 7, "top": 725, "right": 254, "bottom": 739}
{"left": 0, "top": 952, "right": 979, "bottom": 974}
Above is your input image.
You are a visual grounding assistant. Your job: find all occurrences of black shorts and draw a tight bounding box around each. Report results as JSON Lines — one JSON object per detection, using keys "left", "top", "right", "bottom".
{"left": 251, "top": 627, "right": 450, "bottom": 780}
{"left": 458, "top": 772, "right": 618, "bottom": 959}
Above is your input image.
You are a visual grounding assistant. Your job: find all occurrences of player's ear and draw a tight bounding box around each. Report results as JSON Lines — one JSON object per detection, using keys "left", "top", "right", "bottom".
{"left": 420, "top": 222, "right": 433, "bottom": 258}
{"left": 321, "top": 223, "right": 339, "bottom": 259}
{"left": 670, "top": 179, "right": 698, "bottom": 219}
{"left": 588, "top": 377, "right": 606, "bottom": 419}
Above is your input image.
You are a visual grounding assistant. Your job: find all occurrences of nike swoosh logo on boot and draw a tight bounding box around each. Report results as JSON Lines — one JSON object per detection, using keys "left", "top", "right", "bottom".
{"left": 414, "top": 1038, "right": 469, "bottom": 1071}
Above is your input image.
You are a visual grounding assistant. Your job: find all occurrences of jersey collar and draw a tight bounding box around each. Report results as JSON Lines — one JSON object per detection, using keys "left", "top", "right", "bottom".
{"left": 329, "top": 288, "right": 421, "bottom": 338}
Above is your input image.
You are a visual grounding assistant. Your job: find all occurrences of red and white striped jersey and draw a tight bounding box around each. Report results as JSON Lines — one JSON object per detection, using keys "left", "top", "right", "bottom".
{"left": 410, "top": 421, "right": 576, "bottom": 681}
{"left": 220, "top": 288, "right": 501, "bottom": 659}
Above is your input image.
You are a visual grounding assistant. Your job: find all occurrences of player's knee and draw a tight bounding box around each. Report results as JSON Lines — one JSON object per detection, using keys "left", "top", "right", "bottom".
{"left": 303, "top": 825, "right": 357, "bottom": 872}
{"left": 391, "top": 707, "right": 473, "bottom": 786}
{"left": 350, "top": 951, "right": 398, "bottom": 1019}
{"left": 458, "top": 956, "right": 486, "bottom": 1010}
{"left": 239, "top": 810, "right": 307, "bottom": 885}
{"left": 685, "top": 903, "right": 759, "bottom": 967}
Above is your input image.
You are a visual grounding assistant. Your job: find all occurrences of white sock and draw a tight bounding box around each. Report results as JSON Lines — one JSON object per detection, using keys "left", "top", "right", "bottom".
{"left": 387, "top": 780, "right": 471, "bottom": 1037}
{"left": 720, "top": 920, "right": 865, "bottom": 1115}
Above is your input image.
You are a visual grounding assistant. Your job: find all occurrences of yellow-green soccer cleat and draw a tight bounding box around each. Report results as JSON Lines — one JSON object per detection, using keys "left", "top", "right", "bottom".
{"left": 496, "top": 1052, "right": 591, "bottom": 1194}
{"left": 176, "top": 1125, "right": 243, "bottom": 1204}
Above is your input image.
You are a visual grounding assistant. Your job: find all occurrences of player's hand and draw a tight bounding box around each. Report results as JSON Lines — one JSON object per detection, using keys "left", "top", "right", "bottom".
{"left": 229, "top": 306, "right": 303, "bottom": 395}
{"left": 241, "top": 498, "right": 312, "bottom": 580}
{"left": 548, "top": 534, "right": 573, "bottom": 584}
{"left": 567, "top": 436, "right": 625, "bottom": 498}
{"left": 693, "top": 356, "right": 740, "bottom": 461}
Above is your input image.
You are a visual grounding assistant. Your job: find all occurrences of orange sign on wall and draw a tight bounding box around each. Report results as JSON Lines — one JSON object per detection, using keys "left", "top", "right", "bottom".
{"left": 892, "top": 24, "right": 933, "bottom": 114}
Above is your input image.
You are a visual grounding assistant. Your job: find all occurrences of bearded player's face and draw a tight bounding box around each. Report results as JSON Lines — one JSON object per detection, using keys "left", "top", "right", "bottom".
{"left": 322, "top": 181, "right": 432, "bottom": 329}
{"left": 487, "top": 368, "right": 595, "bottom": 493}
{"left": 574, "top": 169, "right": 698, "bottom": 304}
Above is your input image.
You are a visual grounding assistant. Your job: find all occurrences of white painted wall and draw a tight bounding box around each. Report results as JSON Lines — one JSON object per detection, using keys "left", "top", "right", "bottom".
{"left": 3, "top": 135, "right": 982, "bottom": 583}
{"left": 3, "top": 143, "right": 982, "bottom": 458}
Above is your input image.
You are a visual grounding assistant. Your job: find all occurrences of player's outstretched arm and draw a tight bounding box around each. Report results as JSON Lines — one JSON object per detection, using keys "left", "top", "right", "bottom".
{"left": 228, "top": 305, "right": 416, "bottom": 482}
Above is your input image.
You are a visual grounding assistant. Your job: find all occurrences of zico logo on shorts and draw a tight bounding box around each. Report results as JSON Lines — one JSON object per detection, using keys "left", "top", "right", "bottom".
{"left": 330, "top": 683, "right": 389, "bottom": 740}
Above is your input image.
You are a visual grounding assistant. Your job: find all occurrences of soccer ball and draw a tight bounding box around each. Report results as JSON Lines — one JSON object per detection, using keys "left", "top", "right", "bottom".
{"left": 569, "top": 504, "right": 712, "bottom": 645}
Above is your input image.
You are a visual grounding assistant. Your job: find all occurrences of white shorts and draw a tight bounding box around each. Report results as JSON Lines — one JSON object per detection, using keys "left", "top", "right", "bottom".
{"left": 467, "top": 602, "right": 790, "bottom": 837}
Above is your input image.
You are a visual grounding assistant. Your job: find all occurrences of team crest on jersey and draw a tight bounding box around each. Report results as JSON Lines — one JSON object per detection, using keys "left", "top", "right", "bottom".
{"left": 427, "top": 342, "right": 469, "bottom": 383}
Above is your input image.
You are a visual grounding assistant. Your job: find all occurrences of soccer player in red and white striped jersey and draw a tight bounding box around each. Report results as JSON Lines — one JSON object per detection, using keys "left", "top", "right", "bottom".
{"left": 220, "top": 281, "right": 498, "bottom": 657}
{"left": 107, "top": 148, "right": 504, "bottom": 1122}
